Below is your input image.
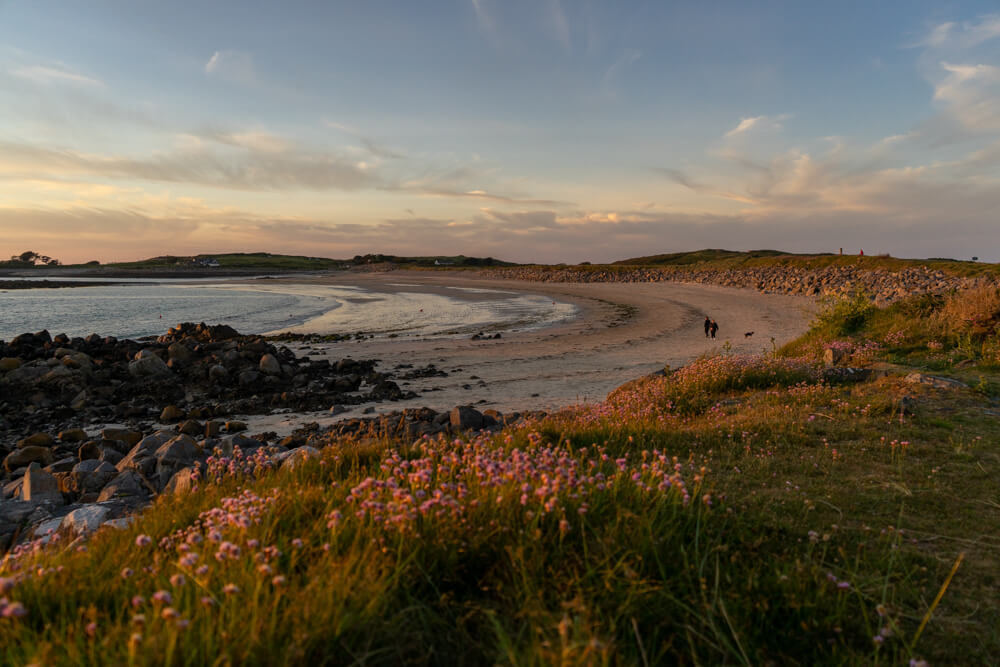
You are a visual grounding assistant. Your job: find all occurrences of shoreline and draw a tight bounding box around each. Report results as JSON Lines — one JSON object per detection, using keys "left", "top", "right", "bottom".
{"left": 237, "top": 271, "right": 816, "bottom": 433}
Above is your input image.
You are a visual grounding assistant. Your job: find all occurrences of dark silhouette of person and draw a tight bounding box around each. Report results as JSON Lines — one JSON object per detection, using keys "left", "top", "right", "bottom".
{"left": 704, "top": 316, "right": 711, "bottom": 338}
{"left": 710, "top": 320, "right": 718, "bottom": 339}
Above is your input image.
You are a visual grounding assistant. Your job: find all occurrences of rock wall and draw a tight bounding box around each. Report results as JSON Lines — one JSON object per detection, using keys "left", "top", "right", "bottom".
{"left": 481, "top": 265, "right": 998, "bottom": 303}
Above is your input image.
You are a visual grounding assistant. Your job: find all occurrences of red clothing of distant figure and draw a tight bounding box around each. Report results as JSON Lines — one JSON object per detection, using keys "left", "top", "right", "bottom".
{"left": 859, "top": 249, "right": 864, "bottom": 256}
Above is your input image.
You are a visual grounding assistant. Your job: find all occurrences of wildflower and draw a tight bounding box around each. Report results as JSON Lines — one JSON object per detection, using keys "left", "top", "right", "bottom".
{"left": 223, "top": 583, "right": 240, "bottom": 595}
{"left": 257, "top": 564, "right": 273, "bottom": 576}
{"left": 291, "top": 538, "right": 303, "bottom": 549}
{"left": 161, "top": 607, "right": 179, "bottom": 620}
{"left": 135, "top": 535, "right": 152, "bottom": 547}
{"left": 131, "top": 595, "right": 145, "bottom": 608}
{"left": 0, "top": 578, "right": 13, "bottom": 595}
{"left": 837, "top": 581, "right": 851, "bottom": 590}
{"left": 151, "top": 590, "right": 172, "bottom": 605}
{"left": 131, "top": 614, "right": 146, "bottom": 626}
{"left": 179, "top": 553, "right": 198, "bottom": 568}
{"left": 86, "top": 622, "right": 98, "bottom": 637}
{"left": 176, "top": 618, "right": 190, "bottom": 630}
{"left": 121, "top": 568, "right": 134, "bottom": 579}
{"left": 271, "top": 575, "right": 287, "bottom": 587}
{"left": 200, "top": 596, "right": 215, "bottom": 608}
{"left": 1, "top": 602, "right": 26, "bottom": 618}
{"left": 195, "top": 565, "right": 210, "bottom": 576}
{"left": 129, "top": 633, "right": 143, "bottom": 648}
{"left": 169, "top": 574, "right": 187, "bottom": 588}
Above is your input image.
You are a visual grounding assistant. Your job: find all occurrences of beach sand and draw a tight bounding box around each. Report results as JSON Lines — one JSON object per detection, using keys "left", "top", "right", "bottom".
{"left": 246, "top": 271, "right": 817, "bottom": 434}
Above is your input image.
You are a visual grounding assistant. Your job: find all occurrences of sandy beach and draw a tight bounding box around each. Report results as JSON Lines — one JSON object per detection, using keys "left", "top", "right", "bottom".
{"left": 247, "top": 271, "right": 817, "bottom": 433}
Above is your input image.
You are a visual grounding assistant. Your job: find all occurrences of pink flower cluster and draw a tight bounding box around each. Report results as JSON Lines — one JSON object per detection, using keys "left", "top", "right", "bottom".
{"left": 338, "top": 434, "right": 703, "bottom": 535}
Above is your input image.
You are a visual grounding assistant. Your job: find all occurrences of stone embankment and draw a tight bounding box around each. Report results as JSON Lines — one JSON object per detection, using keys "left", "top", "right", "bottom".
{"left": 0, "top": 403, "right": 533, "bottom": 552}
{"left": 481, "top": 265, "right": 997, "bottom": 302}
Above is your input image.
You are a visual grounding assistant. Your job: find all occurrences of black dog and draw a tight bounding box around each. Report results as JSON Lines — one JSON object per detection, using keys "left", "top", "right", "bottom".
{"left": 744, "top": 331, "right": 754, "bottom": 337}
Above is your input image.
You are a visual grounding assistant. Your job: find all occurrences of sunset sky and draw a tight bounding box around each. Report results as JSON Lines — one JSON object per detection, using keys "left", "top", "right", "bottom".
{"left": 2, "top": 1, "right": 999, "bottom": 263}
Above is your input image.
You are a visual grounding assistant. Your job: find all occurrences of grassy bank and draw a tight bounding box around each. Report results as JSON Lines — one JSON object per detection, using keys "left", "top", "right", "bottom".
{"left": 2, "top": 293, "right": 999, "bottom": 664}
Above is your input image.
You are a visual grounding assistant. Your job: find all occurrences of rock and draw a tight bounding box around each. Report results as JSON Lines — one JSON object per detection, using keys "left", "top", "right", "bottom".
{"left": 167, "top": 342, "right": 194, "bottom": 363}
{"left": 205, "top": 420, "right": 223, "bottom": 437}
{"left": 98, "top": 470, "right": 150, "bottom": 502}
{"left": 128, "top": 352, "right": 172, "bottom": 378}
{"left": 176, "top": 419, "right": 203, "bottom": 436}
{"left": 904, "top": 373, "right": 969, "bottom": 390}
{"left": 224, "top": 421, "right": 247, "bottom": 433}
{"left": 160, "top": 405, "right": 185, "bottom": 422}
{"left": 259, "top": 354, "right": 283, "bottom": 375}
{"left": 238, "top": 370, "right": 260, "bottom": 385}
{"left": 823, "top": 347, "right": 849, "bottom": 366}
{"left": 117, "top": 433, "right": 173, "bottom": 475}
{"left": 44, "top": 457, "right": 77, "bottom": 473}
{"left": 22, "top": 463, "right": 64, "bottom": 506}
{"left": 18, "top": 432, "right": 54, "bottom": 448}
{"left": 4, "top": 445, "right": 53, "bottom": 472}
{"left": 101, "top": 428, "right": 142, "bottom": 447}
{"left": 450, "top": 405, "right": 484, "bottom": 430}
{"left": 0, "top": 357, "right": 22, "bottom": 372}
{"left": 103, "top": 517, "right": 134, "bottom": 530}
{"left": 329, "top": 404, "right": 347, "bottom": 415}
{"left": 279, "top": 446, "right": 321, "bottom": 471}
{"left": 62, "top": 505, "right": 111, "bottom": 534}
{"left": 62, "top": 460, "right": 118, "bottom": 495}
{"left": 0, "top": 499, "right": 36, "bottom": 524}
{"left": 59, "top": 428, "right": 87, "bottom": 443}
{"left": 33, "top": 516, "right": 64, "bottom": 538}
{"left": 154, "top": 435, "right": 201, "bottom": 489}
{"left": 208, "top": 364, "right": 229, "bottom": 381}
{"left": 78, "top": 441, "right": 101, "bottom": 461}
{"left": 164, "top": 467, "right": 199, "bottom": 495}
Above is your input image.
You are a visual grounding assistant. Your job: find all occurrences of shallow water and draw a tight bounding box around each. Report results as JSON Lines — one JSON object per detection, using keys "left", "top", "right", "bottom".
{"left": 0, "top": 278, "right": 577, "bottom": 341}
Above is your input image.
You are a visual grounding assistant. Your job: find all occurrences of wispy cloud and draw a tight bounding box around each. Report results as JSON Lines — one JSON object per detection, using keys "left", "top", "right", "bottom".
{"left": 204, "top": 50, "right": 255, "bottom": 84}
{"left": 324, "top": 120, "right": 405, "bottom": 159}
{"left": 9, "top": 63, "right": 103, "bottom": 87}
{"left": 724, "top": 114, "right": 791, "bottom": 138}
{"left": 919, "top": 15, "right": 1000, "bottom": 49}
{"left": 548, "top": 0, "right": 571, "bottom": 52}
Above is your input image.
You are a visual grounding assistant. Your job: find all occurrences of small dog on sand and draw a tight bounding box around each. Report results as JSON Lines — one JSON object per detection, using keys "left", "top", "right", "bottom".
{"left": 744, "top": 331, "right": 754, "bottom": 338}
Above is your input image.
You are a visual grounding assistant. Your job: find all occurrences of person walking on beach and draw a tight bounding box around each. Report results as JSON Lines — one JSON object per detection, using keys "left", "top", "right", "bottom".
{"left": 710, "top": 320, "right": 718, "bottom": 339}
{"left": 704, "top": 316, "right": 711, "bottom": 338}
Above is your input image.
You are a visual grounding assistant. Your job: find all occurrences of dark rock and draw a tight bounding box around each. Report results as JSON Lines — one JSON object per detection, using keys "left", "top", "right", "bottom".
{"left": 450, "top": 406, "right": 484, "bottom": 430}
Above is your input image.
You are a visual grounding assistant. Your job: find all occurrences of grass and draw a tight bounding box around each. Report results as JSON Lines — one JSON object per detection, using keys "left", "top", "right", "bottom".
{"left": 3, "top": 295, "right": 1000, "bottom": 664}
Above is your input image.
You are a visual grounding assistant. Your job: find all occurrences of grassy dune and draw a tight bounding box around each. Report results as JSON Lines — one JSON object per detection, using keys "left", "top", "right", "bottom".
{"left": 3, "top": 290, "right": 1000, "bottom": 664}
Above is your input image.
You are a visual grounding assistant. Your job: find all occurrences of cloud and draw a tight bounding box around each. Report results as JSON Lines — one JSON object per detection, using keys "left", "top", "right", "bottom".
{"left": 324, "top": 120, "right": 405, "bottom": 159}
{"left": 919, "top": 15, "right": 1000, "bottom": 49}
{"left": 932, "top": 61, "right": 1000, "bottom": 131}
{"left": 9, "top": 63, "right": 103, "bottom": 87}
{"left": 548, "top": 0, "right": 571, "bottom": 52}
{"left": 204, "top": 50, "right": 255, "bottom": 84}
{"left": 724, "top": 114, "right": 790, "bottom": 138}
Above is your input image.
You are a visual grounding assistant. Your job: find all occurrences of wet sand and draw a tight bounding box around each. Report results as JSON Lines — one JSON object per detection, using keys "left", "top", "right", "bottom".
{"left": 244, "top": 271, "right": 817, "bottom": 435}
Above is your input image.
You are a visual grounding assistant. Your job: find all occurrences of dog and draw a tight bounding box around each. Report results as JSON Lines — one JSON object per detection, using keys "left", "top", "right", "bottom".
{"left": 744, "top": 331, "right": 754, "bottom": 338}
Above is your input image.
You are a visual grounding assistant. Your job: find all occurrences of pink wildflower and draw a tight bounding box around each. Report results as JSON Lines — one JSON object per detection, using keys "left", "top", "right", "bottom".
{"left": 223, "top": 583, "right": 240, "bottom": 595}
{"left": 1, "top": 601, "right": 26, "bottom": 618}
{"left": 121, "top": 568, "right": 134, "bottom": 579}
{"left": 135, "top": 535, "right": 152, "bottom": 547}
{"left": 151, "top": 590, "right": 172, "bottom": 605}
{"left": 131, "top": 595, "right": 145, "bottom": 608}
{"left": 169, "top": 574, "right": 187, "bottom": 588}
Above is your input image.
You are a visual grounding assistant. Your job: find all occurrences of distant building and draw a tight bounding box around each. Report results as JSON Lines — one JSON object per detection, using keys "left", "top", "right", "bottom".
{"left": 193, "top": 257, "right": 221, "bottom": 268}
{"left": 434, "top": 259, "right": 454, "bottom": 266}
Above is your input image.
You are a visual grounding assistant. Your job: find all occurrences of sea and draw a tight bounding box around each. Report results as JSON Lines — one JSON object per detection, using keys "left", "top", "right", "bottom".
{"left": 0, "top": 277, "right": 578, "bottom": 341}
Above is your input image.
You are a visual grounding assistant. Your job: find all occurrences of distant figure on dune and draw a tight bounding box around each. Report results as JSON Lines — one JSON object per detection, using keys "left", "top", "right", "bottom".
{"left": 710, "top": 320, "right": 718, "bottom": 339}
{"left": 704, "top": 316, "right": 711, "bottom": 338}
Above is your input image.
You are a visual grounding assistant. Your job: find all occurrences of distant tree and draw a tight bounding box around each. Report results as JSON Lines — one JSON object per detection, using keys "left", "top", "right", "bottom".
{"left": 7, "top": 251, "right": 60, "bottom": 266}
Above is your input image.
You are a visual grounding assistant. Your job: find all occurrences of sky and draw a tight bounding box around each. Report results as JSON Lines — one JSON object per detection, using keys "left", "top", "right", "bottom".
{"left": 2, "top": 1, "right": 1000, "bottom": 264}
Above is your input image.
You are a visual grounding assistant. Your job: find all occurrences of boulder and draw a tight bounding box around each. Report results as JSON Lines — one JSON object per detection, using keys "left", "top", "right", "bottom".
{"left": 59, "top": 428, "right": 88, "bottom": 443}
{"left": 259, "top": 354, "right": 283, "bottom": 375}
{"left": 167, "top": 342, "right": 194, "bottom": 363}
{"left": 450, "top": 406, "right": 484, "bottom": 430}
{"left": 0, "top": 499, "right": 36, "bottom": 524}
{"left": 18, "top": 432, "right": 54, "bottom": 448}
{"left": 208, "top": 364, "right": 229, "bottom": 381}
{"left": 128, "top": 351, "right": 172, "bottom": 378}
{"left": 160, "top": 404, "right": 185, "bottom": 422}
{"left": 823, "top": 347, "right": 849, "bottom": 366}
{"left": 164, "top": 467, "right": 199, "bottom": 495}
{"left": 22, "top": 463, "right": 64, "bottom": 506}
{"left": 62, "top": 460, "right": 118, "bottom": 495}
{"left": 904, "top": 373, "right": 968, "bottom": 390}
{"left": 101, "top": 428, "right": 142, "bottom": 447}
{"left": 0, "top": 357, "right": 22, "bottom": 372}
{"left": 176, "top": 420, "right": 203, "bottom": 436}
{"left": 97, "top": 470, "right": 149, "bottom": 502}
{"left": 62, "top": 505, "right": 111, "bottom": 534}
{"left": 279, "top": 446, "right": 321, "bottom": 471}
{"left": 4, "top": 445, "right": 53, "bottom": 472}
{"left": 154, "top": 435, "right": 201, "bottom": 488}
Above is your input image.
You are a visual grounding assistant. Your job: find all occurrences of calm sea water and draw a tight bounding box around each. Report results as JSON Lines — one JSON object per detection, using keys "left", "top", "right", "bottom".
{"left": 0, "top": 278, "right": 577, "bottom": 341}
